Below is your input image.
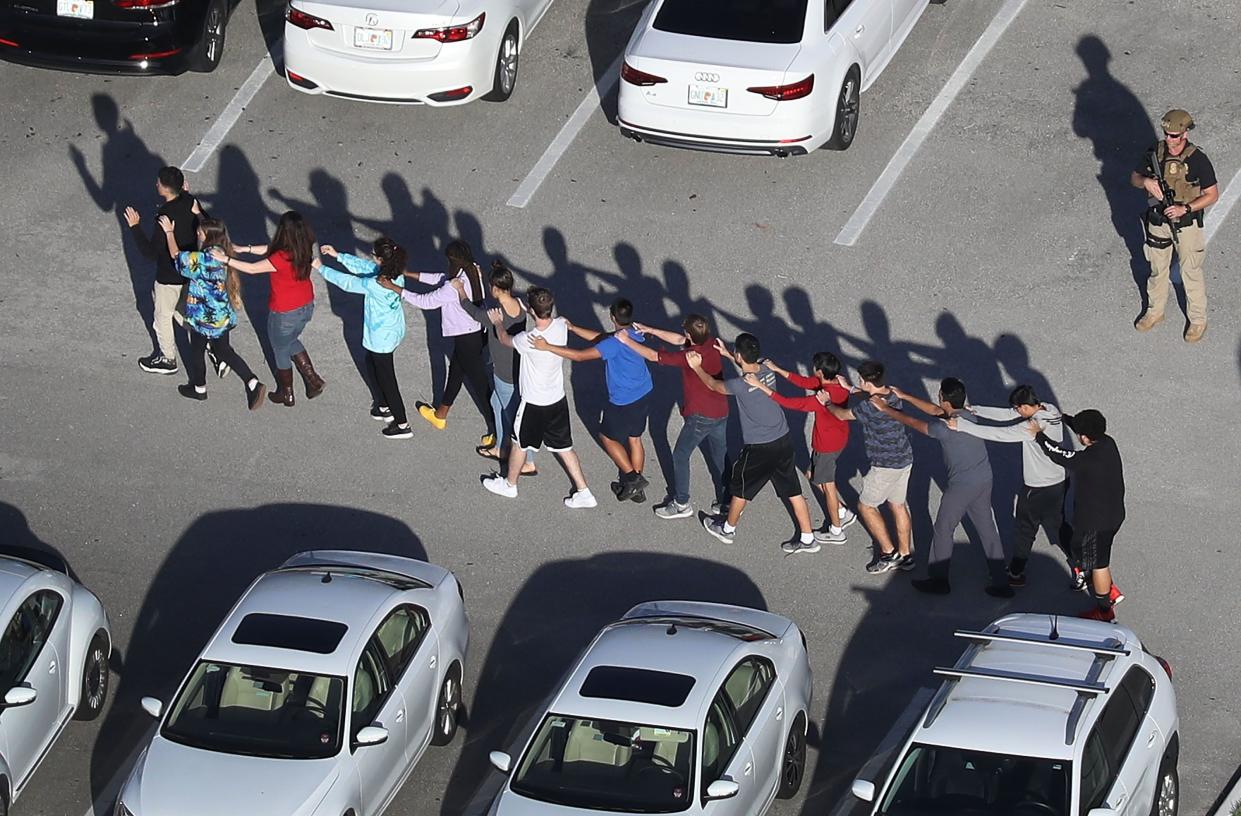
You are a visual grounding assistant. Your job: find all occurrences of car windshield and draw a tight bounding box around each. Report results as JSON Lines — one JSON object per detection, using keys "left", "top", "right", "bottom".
{"left": 162, "top": 661, "right": 345, "bottom": 759}
{"left": 879, "top": 743, "right": 1070, "bottom": 816}
{"left": 653, "top": 0, "right": 808, "bottom": 44}
{"left": 512, "top": 715, "right": 695, "bottom": 812}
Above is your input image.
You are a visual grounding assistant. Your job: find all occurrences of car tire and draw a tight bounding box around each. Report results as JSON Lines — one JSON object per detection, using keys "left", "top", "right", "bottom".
{"left": 823, "top": 67, "right": 860, "bottom": 151}
{"left": 484, "top": 23, "right": 519, "bottom": 102}
{"left": 191, "top": 0, "right": 228, "bottom": 73}
{"left": 431, "top": 665, "right": 462, "bottom": 746}
{"left": 74, "top": 632, "right": 110, "bottom": 722}
{"left": 1150, "top": 757, "right": 1178, "bottom": 816}
{"left": 776, "top": 714, "right": 807, "bottom": 799}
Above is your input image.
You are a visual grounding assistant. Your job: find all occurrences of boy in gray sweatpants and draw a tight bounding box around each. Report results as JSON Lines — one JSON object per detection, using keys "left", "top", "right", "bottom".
{"left": 871, "top": 378, "right": 1012, "bottom": 597}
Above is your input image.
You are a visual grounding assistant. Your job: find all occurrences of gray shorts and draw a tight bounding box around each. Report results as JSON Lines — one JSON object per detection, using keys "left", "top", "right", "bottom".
{"left": 810, "top": 451, "right": 840, "bottom": 484}
{"left": 859, "top": 465, "right": 912, "bottom": 507}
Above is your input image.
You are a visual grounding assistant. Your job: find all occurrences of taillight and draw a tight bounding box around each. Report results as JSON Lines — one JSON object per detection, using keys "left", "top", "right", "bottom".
{"left": 0, "top": 37, "right": 19, "bottom": 47}
{"left": 1156, "top": 656, "right": 1173, "bottom": 679}
{"left": 128, "top": 47, "right": 182, "bottom": 59}
{"left": 747, "top": 74, "right": 814, "bottom": 101}
{"left": 428, "top": 85, "right": 473, "bottom": 101}
{"left": 413, "top": 12, "right": 484, "bottom": 42}
{"left": 113, "top": 0, "right": 178, "bottom": 9}
{"left": 621, "top": 61, "right": 666, "bottom": 86}
{"left": 286, "top": 6, "right": 333, "bottom": 30}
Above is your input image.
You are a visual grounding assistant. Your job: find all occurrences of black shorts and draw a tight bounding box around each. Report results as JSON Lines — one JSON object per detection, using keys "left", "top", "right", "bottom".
{"left": 1071, "top": 528, "right": 1118, "bottom": 571}
{"left": 731, "top": 436, "right": 802, "bottom": 501}
{"left": 514, "top": 398, "right": 573, "bottom": 452}
{"left": 600, "top": 395, "right": 650, "bottom": 440}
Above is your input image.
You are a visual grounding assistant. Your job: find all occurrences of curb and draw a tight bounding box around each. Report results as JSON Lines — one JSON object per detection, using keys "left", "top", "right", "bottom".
{"left": 1213, "top": 770, "right": 1241, "bottom": 816}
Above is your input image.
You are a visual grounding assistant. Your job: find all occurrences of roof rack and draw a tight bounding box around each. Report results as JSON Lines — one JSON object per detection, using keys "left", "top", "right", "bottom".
{"left": 954, "top": 628, "right": 1129, "bottom": 657}
{"left": 932, "top": 666, "right": 1107, "bottom": 695}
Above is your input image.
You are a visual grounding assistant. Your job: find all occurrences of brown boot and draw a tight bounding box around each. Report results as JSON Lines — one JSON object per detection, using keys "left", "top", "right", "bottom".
{"left": 291, "top": 351, "right": 325, "bottom": 399}
{"left": 269, "top": 368, "right": 295, "bottom": 407}
{"left": 1134, "top": 311, "right": 1165, "bottom": 332}
{"left": 1184, "top": 321, "right": 1206, "bottom": 343}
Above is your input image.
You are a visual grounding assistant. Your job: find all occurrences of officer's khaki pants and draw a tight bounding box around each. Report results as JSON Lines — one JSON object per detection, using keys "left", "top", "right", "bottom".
{"left": 1144, "top": 221, "right": 1207, "bottom": 324}
{"left": 152, "top": 282, "right": 184, "bottom": 361}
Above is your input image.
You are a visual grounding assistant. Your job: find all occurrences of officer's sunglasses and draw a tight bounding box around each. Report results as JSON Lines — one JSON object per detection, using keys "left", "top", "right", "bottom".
{"left": 1164, "top": 131, "right": 1187, "bottom": 140}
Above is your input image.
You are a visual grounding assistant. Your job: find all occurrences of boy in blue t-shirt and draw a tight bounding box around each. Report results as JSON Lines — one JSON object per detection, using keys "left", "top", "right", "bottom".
{"left": 531, "top": 298, "right": 654, "bottom": 502}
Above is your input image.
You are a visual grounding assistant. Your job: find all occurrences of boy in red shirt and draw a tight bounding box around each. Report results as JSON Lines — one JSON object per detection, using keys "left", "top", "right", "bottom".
{"left": 750, "top": 352, "right": 856, "bottom": 544}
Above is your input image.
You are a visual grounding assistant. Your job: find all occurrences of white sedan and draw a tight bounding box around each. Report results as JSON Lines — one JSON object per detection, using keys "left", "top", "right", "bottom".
{"left": 618, "top": 0, "right": 937, "bottom": 155}
{"left": 116, "top": 550, "right": 469, "bottom": 816}
{"left": 488, "top": 601, "right": 812, "bottom": 816}
{"left": 283, "top": 0, "right": 557, "bottom": 103}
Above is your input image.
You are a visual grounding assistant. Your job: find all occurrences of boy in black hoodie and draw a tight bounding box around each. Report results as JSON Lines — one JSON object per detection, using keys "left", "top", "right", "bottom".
{"left": 1028, "top": 409, "right": 1126, "bottom": 621}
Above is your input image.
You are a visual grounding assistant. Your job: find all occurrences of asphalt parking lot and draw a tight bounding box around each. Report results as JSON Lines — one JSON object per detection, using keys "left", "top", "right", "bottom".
{"left": 2, "top": 0, "right": 1240, "bottom": 813}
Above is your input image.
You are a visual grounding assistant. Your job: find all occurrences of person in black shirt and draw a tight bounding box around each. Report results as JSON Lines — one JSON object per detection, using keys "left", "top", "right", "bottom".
{"left": 1028, "top": 409, "right": 1126, "bottom": 621}
{"left": 123, "top": 166, "right": 205, "bottom": 375}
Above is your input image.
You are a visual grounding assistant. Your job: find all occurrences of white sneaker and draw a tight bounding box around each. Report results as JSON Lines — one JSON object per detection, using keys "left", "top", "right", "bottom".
{"left": 482, "top": 476, "right": 517, "bottom": 498}
{"left": 814, "top": 526, "right": 847, "bottom": 545}
{"left": 564, "top": 489, "right": 597, "bottom": 509}
{"left": 838, "top": 507, "right": 857, "bottom": 528}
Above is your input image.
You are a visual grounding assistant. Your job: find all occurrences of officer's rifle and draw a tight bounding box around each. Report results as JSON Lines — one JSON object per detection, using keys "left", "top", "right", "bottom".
{"left": 1149, "top": 148, "right": 1180, "bottom": 248}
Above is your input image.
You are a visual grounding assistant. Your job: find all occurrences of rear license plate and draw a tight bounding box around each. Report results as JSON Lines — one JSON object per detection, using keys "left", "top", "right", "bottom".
{"left": 56, "top": 0, "right": 93, "bottom": 18}
{"left": 688, "top": 83, "right": 727, "bottom": 108}
{"left": 353, "top": 26, "right": 393, "bottom": 50}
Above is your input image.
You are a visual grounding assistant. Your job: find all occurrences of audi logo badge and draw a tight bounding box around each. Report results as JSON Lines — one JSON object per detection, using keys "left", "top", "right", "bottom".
{"left": 365, "top": 13, "right": 378, "bottom": 25}
{"left": 694, "top": 72, "right": 720, "bottom": 82}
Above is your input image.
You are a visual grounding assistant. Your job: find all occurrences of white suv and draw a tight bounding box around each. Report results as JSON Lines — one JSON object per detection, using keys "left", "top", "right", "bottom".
{"left": 851, "top": 613, "right": 1179, "bottom": 816}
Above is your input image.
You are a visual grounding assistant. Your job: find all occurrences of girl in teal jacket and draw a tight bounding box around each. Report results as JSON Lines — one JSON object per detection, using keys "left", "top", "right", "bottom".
{"left": 317, "top": 238, "right": 412, "bottom": 439}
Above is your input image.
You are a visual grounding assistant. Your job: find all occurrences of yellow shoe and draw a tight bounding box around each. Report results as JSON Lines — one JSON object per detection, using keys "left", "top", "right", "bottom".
{"left": 480, "top": 432, "right": 496, "bottom": 448}
{"left": 418, "top": 403, "right": 446, "bottom": 429}
{"left": 1184, "top": 322, "right": 1206, "bottom": 343}
{"left": 1134, "top": 311, "right": 1165, "bottom": 332}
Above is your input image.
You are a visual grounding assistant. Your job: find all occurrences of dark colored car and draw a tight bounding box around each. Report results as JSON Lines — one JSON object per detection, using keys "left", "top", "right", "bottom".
{"left": 0, "top": 0, "right": 234, "bottom": 73}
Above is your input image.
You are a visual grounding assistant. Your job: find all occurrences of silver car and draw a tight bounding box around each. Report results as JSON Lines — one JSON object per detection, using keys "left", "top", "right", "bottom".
{"left": 0, "top": 550, "right": 111, "bottom": 814}
{"left": 488, "top": 600, "right": 812, "bottom": 816}
{"left": 116, "top": 550, "right": 469, "bottom": 816}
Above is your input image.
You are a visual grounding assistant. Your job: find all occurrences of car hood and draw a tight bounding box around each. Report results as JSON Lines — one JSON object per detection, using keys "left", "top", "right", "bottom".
{"left": 126, "top": 736, "right": 340, "bottom": 816}
{"left": 493, "top": 789, "right": 645, "bottom": 816}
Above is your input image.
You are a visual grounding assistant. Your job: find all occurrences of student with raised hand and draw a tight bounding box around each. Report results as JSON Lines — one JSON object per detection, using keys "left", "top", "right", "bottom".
{"left": 156, "top": 215, "right": 267, "bottom": 410}
{"left": 321, "top": 238, "right": 412, "bottom": 440}
{"left": 214, "top": 211, "right": 325, "bottom": 407}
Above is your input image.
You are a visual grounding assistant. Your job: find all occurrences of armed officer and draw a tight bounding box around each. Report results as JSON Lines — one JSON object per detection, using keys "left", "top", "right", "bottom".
{"left": 1131, "top": 109, "right": 1219, "bottom": 343}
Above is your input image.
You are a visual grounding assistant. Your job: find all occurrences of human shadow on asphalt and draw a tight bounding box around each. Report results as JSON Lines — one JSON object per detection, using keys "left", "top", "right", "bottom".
{"left": 87, "top": 503, "right": 429, "bottom": 806}
{"left": 68, "top": 94, "right": 167, "bottom": 359}
{"left": 796, "top": 550, "right": 1084, "bottom": 816}
{"left": 438, "top": 551, "right": 767, "bottom": 816}
{"left": 0, "top": 502, "right": 84, "bottom": 584}
{"left": 1071, "top": 34, "right": 1158, "bottom": 315}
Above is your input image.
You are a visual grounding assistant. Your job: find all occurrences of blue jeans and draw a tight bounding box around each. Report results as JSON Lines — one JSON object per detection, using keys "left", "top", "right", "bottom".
{"left": 672, "top": 414, "right": 727, "bottom": 505}
{"left": 491, "top": 375, "right": 533, "bottom": 462}
{"left": 268, "top": 303, "right": 313, "bottom": 368}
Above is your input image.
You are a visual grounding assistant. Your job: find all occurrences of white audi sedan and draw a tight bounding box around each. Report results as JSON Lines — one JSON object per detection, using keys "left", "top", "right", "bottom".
{"left": 116, "top": 551, "right": 469, "bottom": 816}
{"left": 283, "top": 0, "right": 556, "bottom": 103}
{"left": 618, "top": 0, "right": 936, "bottom": 155}
{"left": 487, "top": 601, "right": 812, "bottom": 816}
{"left": 0, "top": 550, "right": 111, "bottom": 811}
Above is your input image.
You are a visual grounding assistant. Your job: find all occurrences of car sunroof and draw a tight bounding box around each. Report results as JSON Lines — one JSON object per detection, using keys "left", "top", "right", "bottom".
{"left": 580, "top": 666, "right": 696, "bottom": 707}
{"left": 231, "top": 613, "right": 348, "bottom": 654}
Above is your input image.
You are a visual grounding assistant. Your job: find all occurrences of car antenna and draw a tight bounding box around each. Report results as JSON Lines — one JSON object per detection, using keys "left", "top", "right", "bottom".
{"left": 321, "top": 571, "right": 332, "bottom": 584}
{"left": 666, "top": 622, "right": 677, "bottom": 636}
{"left": 1048, "top": 614, "right": 1059, "bottom": 641}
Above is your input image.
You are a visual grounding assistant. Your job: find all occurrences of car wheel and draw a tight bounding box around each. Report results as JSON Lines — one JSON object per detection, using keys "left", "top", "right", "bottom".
{"left": 1151, "top": 758, "right": 1178, "bottom": 816}
{"left": 431, "top": 665, "right": 462, "bottom": 746}
{"left": 485, "top": 23, "right": 519, "bottom": 102}
{"left": 776, "top": 714, "right": 807, "bottom": 799}
{"left": 824, "top": 68, "right": 860, "bottom": 151}
{"left": 74, "top": 633, "right": 110, "bottom": 721}
{"left": 191, "top": 0, "right": 228, "bottom": 73}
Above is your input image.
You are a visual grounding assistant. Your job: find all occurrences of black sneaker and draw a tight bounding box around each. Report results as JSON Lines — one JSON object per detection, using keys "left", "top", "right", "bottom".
{"left": 896, "top": 554, "right": 916, "bottom": 572}
{"left": 246, "top": 381, "right": 268, "bottom": 411}
{"left": 1007, "top": 568, "right": 1027, "bottom": 588}
{"left": 866, "top": 551, "right": 902, "bottom": 574}
{"left": 370, "top": 405, "right": 393, "bottom": 422}
{"left": 139, "top": 354, "right": 178, "bottom": 375}
{"left": 208, "top": 348, "right": 229, "bottom": 379}
{"left": 383, "top": 423, "right": 413, "bottom": 439}
{"left": 616, "top": 473, "right": 647, "bottom": 502}
{"left": 985, "top": 583, "right": 1016, "bottom": 599}
{"left": 911, "top": 577, "right": 951, "bottom": 595}
{"left": 177, "top": 384, "right": 207, "bottom": 401}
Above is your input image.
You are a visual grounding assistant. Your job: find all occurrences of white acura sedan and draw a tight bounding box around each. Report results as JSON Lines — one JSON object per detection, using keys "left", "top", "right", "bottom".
{"left": 116, "top": 551, "right": 469, "bottom": 816}
{"left": 618, "top": 0, "right": 937, "bottom": 155}
{"left": 283, "top": 0, "right": 556, "bottom": 103}
{"left": 487, "top": 601, "right": 812, "bottom": 816}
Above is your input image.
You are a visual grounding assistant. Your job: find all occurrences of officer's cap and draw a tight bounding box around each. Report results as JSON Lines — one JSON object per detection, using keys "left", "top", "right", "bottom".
{"left": 1161, "top": 109, "right": 1194, "bottom": 132}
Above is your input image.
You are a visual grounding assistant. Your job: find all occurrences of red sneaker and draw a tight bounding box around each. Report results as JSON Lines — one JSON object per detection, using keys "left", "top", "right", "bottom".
{"left": 1079, "top": 606, "right": 1116, "bottom": 622}
{"left": 1108, "top": 583, "right": 1125, "bottom": 606}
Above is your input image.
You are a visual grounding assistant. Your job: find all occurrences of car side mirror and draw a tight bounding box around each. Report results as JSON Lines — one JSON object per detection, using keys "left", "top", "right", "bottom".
{"left": 141, "top": 697, "right": 164, "bottom": 719}
{"left": 355, "top": 726, "right": 389, "bottom": 747}
{"left": 1086, "top": 809, "right": 1119, "bottom": 816}
{"left": 3, "top": 686, "right": 37, "bottom": 707}
{"left": 705, "top": 780, "right": 740, "bottom": 801}
{"left": 851, "top": 779, "right": 876, "bottom": 803}
{"left": 489, "top": 751, "right": 513, "bottom": 774}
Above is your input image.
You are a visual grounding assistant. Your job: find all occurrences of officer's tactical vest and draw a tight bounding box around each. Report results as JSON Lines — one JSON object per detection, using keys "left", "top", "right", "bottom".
{"left": 1156, "top": 141, "right": 1201, "bottom": 204}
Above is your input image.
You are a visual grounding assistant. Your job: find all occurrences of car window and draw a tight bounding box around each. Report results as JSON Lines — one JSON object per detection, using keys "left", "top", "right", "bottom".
{"left": 701, "top": 694, "right": 740, "bottom": 788}
{"left": 1118, "top": 667, "right": 1155, "bottom": 719}
{"left": 1093, "top": 682, "right": 1141, "bottom": 774}
{"left": 654, "top": 0, "right": 808, "bottom": 45}
{"left": 721, "top": 658, "right": 775, "bottom": 739}
{"left": 373, "top": 605, "right": 429, "bottom": 682}
{"left": 352, "top": 642, "right": 391, "bottom": 742}
{"left": 879, "top": 743, "right": 1070, "bottom": 816}
{"left": 824, "top": 0, "right": 853, "bottom": 30}
{"left": 1079, "top": 731, "right": 1110, "bottom": 811}
{"left": 0, "top": 590, "right": 63, "bottom": 691}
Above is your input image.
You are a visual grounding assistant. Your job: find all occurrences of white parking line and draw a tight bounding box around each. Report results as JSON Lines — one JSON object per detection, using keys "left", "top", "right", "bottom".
{"left": 183, "top": 49, "right": 280, "bottom": 173}
{"left": 506, "top": 53, "right": 624, "bottom": 208}
{"left": 77, "top": 724, "right": 156, "bottom": 816}
{"left": 1204, "top": 166, "right": 1240, "bottom": 245}
{"left": 833, "top": 0, "right": 1029, "bottom": 247}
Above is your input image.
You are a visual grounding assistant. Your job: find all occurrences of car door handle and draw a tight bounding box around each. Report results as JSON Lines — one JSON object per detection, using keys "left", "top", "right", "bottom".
{"left": 1147, "top": 731, "right": 1158, "bottom": 747}
{"left": 430, "top": 656, "right": 437, "bottom": 669}
{"left": 743, "top": 762, "right": 753, "bottom": 776}
{"left": 1113, "top": 792, "right": 1127, "bottom": 807}
{"left": 48, "top": 660, "right": 57, "bottom": 674}
{"left": 396, "top": 709, "right": 405, "bottom": 723}
{"left": 854, "top": 24, "right": 865, "bottom": 35}
{"left": 775, "top": 706, "right": 783, "bottom": 721}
